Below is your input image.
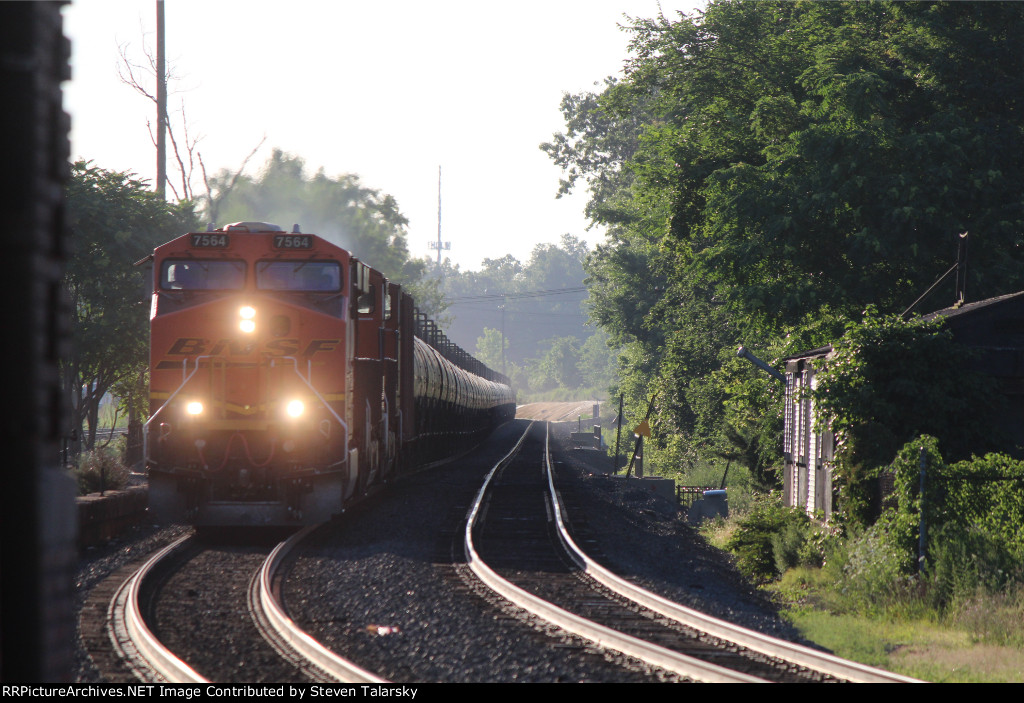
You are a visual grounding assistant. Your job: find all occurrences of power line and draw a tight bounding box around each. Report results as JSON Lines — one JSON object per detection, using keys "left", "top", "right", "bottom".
{"left": 446, "top": 286, "right": 588, "bottom": 304}
{"left": 449, "top": 305, "right": 589, "bottom": 319}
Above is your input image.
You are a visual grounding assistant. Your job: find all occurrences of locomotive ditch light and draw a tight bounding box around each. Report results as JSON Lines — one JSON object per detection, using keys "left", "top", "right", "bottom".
{"left": 186, "top": 401, "right": 204, "bottom": 416}
{"left": 239, "top": 305, "right": 257, "bottom": 333}
{"left": 286, "top": 399, "right": 305, "bottom": 418}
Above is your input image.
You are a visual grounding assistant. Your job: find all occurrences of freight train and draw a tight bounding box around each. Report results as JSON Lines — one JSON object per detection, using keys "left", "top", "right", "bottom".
{"left": 143, "top": 221, "right": 515, "bottom": 526}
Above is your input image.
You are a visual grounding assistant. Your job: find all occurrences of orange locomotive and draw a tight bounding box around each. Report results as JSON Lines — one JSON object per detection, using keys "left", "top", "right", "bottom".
{"left": 144, "top": 222, "right": 515, "bottom": 526}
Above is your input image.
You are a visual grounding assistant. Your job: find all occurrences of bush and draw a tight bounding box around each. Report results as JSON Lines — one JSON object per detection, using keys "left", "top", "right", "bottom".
{"left": 771, "top": 520, "right": 807, "bottom": 574}
{"left": 926, "top": 522, "right": 1019, "bottom": 610}
{"left": 725, "top": 495, "right": 811, "bottom": 583}
{"left": 71, "top": 443, "right": 129, "bottom": 495}
{"left": 884, "top": 437, "right": 1024, "bottom": 608}
{"left": 839, "top": 513, "right": 917, "bottom": 614}
{"left": 941, "top": 453, "right": 1024, "bottom": 562}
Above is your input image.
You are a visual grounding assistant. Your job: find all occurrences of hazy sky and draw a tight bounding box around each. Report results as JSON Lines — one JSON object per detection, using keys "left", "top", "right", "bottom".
{"left": 63, "top": 0, "right": 702, "bottom": 270}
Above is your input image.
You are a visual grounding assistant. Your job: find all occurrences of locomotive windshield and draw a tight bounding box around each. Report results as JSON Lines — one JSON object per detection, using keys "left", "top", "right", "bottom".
{"left": 256, "top": 261, "right": 342, "bottom": 292}
{"left": 161, "top": 260, "right": 245, "bottom": 290}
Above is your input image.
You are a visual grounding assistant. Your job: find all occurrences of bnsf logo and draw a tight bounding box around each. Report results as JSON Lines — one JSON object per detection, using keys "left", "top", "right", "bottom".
{"left": 166, "top": 338, "right": 340, "bottom": 356}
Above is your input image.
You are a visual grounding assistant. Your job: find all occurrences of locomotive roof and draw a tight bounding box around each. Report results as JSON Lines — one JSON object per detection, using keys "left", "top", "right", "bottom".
{"left": 215, "top": 221, "right": 287, "bottom": 233}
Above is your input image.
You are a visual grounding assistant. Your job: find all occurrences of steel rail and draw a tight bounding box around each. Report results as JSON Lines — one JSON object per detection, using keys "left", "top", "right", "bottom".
{"left": 254, "top": 526, "right": 389, "bottom": 684}
{"left": 464, "top": 422, "right": 765, "bottom": 683}
{"left": 542, "top": 421, "right": 923, "bottom": 684}
{"left": 109, "top": 534, "right": 208, "bottom": 683}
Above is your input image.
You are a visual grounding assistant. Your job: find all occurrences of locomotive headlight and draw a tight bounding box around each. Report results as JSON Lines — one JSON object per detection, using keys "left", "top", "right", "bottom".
{"left": 186, "top": 401, "right": 204, "bottom": 416}
{"left": 286, "top": 399, "right": 305, "bottom": 418}
{"left": 239, "top": 305, "right": 256, "bottom": 333}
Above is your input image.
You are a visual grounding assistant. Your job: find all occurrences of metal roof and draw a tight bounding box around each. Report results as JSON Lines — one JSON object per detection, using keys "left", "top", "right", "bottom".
{"left": 920, "top": 290, "right": 1024, "bottom": 323}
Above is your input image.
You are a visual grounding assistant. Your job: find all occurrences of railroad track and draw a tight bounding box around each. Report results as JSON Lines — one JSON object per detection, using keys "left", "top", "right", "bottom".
{"left": 102, "top": 531, "right": 382, "bottom": 683}
{"left": 465, "top": 421, "right": 922, "bottom": 683}
{"left": 93, "top": 420, "right": 919, "bottom": 683}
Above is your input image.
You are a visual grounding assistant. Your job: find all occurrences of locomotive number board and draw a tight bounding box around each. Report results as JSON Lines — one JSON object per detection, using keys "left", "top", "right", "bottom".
{"left": 273, "top": 234, "right": 314, "bottom": 249}
{"left": 190, "top": 233, "right": 230, "bottom": 248}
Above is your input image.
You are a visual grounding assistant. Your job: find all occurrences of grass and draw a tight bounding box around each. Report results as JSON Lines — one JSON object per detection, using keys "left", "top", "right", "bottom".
{"left": 97, "top": 395, "right": 126, "bottom": 429}
{"left": 699, "top": 505, "right": 1024, "bottom": 682}
{"left": 784, "top": 608, "right": 1024, "bottom": 682}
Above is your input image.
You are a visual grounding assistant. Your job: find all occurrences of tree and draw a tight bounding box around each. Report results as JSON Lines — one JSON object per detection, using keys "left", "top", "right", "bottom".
{"left": 118, "top": 38, "right": 201, "bottom": 201}
{"left": 64, "top": 161, "right": 198, "bottom": 454}
{"left": 546, "top": 0, "right": 1024, "bottom": 480}
{"left": 443, "top": 234, "right": 591, "bottom": 368}
{"left": 208, "top": 149, "right": 429, "bottom": 281}
{"left": 577, "top": 328, "right": 620, "bottom": 392}
{"left": 118, "top": 31, "right": 268, "bottom": 220}
{"left": 474, "top": 327, "right": 508, "bottom": 372}
{"left": 519, "top": 336, "right": 586, "bottom": 393}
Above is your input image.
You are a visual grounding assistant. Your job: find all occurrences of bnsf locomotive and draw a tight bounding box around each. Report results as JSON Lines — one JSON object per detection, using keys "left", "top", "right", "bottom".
{"left": 144, "top": 222, "right": 515, "bottom": 526}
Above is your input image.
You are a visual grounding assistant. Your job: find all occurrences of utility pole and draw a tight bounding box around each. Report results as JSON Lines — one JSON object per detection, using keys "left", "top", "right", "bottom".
{"left": 954, "top": 231, "right": 969, "bottom": 306}
{"left": 156, "top": 0, "right": 166, "bottom": 198}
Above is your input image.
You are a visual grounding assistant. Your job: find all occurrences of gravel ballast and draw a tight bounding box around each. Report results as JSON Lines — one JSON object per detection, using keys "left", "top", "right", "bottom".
{"left": 76, "top": 418, "right": 812, "bottom": 683}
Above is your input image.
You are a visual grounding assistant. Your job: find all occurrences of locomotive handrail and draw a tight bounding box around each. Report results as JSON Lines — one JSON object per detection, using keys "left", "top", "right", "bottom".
{"left": 142, "top": 355, "right": 212, "bottom": 464}
{"left": 274, "top": 356, "right": 350, "bottom": 464}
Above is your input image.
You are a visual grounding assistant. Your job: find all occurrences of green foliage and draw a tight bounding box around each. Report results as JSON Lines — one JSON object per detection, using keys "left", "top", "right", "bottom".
{"left": 724, "top": 495, "right": 813, "bottom": 583}
{"left": 885, "top": 435, "right": 946, "bottom": 561}
{"left": 888, "top": 434, "right": 1024, "bottom": 575}
{"left": 926, "top": 522, "right": 1020, "bottom": 610}
{"left": 474, "top": 327, "right": 508, "bottom": 372}
{"left": 545, "top": 0, "right": 1024, "bottom": 501}
{"left": 951, "top": 586, "right": 1024, "bottom": 648}
{"left": 445, "top": 234, "right": 618, "bottom": 397}
{"left": 208, "top": 149, "right": 429, "bottom": 289}
{"left": 840, "top": 436, "right": 1024, "bottom": 613}
{"left": 577, "top": 327, "right": 620, "bottom": 392}
{"left": 839, "top": 513, "right": 918, "bottom": 615}
{"left": 941, "top": 454, "right": 1024, "bottom": 562}
{"left": 772, "top": 514, "right": 843, "bottom": 575}
{"left": 65, "top": 161, "right": 198, "bottom": 451}
{"left": 72, "top": 443, "right": 130, "bottom": 495}
{"left": 443, "top": 235, "right": 592, "bottom": 363}
{"left": 815, "top": 312, "right": 1005, "bottom": 526}
{"left": 531, "top": 336, "right": 583, "bottom": 392}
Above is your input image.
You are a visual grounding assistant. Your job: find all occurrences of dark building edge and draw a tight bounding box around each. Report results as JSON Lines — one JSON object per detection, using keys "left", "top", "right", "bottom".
{"left": 1, "top": 1, "right": 77, "bottom": 682}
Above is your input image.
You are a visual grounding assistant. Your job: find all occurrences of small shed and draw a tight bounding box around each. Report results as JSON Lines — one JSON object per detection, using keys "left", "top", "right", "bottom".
{"left": 781, "top": 346, "right": 834, "bottom": 519}
{"left": 921, "top": 290, "right": 1024, "bottom": 454}
{"left": 780, "top": 290, "right": 1024, "bottom": 520}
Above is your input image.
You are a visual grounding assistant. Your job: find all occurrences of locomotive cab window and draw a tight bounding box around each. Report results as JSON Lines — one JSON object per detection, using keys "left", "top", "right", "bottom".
{"left": 161, "top": 260, "right": 246, "bottom": 290}
{"left": 256, "top": 261, "right": 342, "bottom": 292}
{"left": 357, "top": 284, "right": 376, "bottom": 314}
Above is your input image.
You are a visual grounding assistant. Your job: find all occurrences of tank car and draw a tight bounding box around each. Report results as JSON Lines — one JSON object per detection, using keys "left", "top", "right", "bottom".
{"left": 143, "top": 222, "right": 514, "bottom": 526}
